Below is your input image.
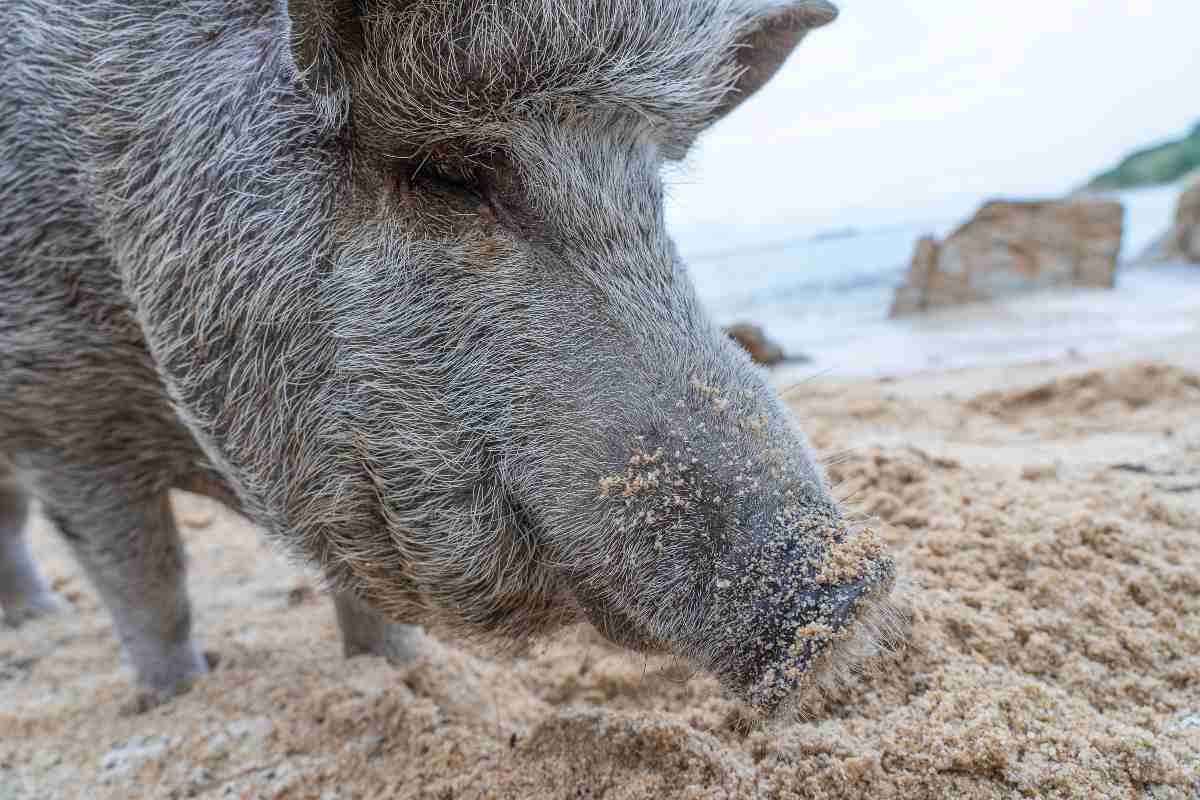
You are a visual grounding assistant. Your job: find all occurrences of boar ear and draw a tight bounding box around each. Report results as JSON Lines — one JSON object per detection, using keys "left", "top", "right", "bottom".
{"left": 713, "top": 0, "right": 838, "bottom": 120}
{"left": 281, "top": 0, "right": 365, "bottom": 122}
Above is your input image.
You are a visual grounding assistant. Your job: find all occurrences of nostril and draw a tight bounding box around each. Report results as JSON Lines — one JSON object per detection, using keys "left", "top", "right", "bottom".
{"left": 747, "top": 556, "right": 900, "bottom": 715}
{"left": 822, "top": 558, "right": 896, "bottom": 630}
{"left": 714, "top": 522, "right": 897, "bottom": 716}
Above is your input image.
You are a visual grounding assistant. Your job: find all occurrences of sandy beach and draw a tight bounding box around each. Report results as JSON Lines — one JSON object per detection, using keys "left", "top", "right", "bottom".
{"left": 2, "top": 300, "right": 1199, "bottom": 799}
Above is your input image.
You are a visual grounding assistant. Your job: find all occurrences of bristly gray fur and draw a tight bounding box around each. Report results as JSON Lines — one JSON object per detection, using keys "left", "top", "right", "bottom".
{"left": 0, "top": 0, "right": 894, "bottom": 714}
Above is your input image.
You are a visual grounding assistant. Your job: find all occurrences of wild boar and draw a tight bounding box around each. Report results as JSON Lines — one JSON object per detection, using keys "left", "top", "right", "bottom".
{"left": 0, "top": 0, "right": 899, "bottom": 716}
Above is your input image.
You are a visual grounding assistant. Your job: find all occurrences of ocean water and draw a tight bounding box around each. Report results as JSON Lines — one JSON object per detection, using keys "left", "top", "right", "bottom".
{"left": 669, "top": 182, "right": 1199, "bottom": 377}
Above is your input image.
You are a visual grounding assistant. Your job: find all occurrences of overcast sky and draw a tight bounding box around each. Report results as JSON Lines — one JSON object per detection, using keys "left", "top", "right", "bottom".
{"left": 667, "top": 0, "right": 1200, "bottom": 240}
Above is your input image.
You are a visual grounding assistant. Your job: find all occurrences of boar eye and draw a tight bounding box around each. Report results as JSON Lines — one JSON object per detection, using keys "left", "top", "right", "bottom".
{"left": 415, "top": 159, "right": 486, "bottom": 200}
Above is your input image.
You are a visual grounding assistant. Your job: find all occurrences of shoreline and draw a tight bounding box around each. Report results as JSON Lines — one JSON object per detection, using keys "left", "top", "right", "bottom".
{"left": 769, "top": 260, "right": 1200, "bottom": 383}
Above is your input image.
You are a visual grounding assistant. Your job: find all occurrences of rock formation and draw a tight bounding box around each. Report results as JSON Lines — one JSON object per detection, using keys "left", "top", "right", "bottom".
{"left": 890, "top": 199, "right": 1124, "bottom": 317}
{"left": 724, "top": 323, "right": 787, "bottom": 366}
{"left": 1164, "top": 177, "right": 1200, "bottom": 263}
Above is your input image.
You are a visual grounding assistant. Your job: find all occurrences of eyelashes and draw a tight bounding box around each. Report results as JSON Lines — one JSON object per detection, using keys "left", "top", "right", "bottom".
{"left": 396, "top": 152, "right": 532, "bottom": 231}
{"left": 419, "top": 163, "right": 485, "bottom": 197}
{"left": 406, "top": 151, "right": 490, "bottom": 200}
{"left": 398, "top": 157, "right": 505, "bottom": 226}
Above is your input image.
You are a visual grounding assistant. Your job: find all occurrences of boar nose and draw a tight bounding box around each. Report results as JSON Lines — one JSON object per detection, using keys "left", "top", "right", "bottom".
{"left": 719, "top": 520, "right": 896, "bottom": 715}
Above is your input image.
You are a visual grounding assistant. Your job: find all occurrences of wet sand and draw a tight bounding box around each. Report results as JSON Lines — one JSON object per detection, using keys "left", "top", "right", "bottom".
{"left": 2, "top": 330, "right": 1199, "bottom": 799}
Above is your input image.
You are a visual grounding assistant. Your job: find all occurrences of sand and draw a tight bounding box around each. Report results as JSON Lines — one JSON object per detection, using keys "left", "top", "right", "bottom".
{"left": 2, "top": 339, "right": 1199, "bottom": 799}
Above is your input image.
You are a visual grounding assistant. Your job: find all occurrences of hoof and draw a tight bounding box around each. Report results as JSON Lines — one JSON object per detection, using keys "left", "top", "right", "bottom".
{"left": 119, "top": 665, "right": 208, "bottom": 716}
{"left": 1, "top": 590, "right": 67, "bottom": 628}
{"left": 119, "top": 640, "right": 211, "bottom": 714}
{"left": 119, "top": 685, "right": 191, "bottom": 716}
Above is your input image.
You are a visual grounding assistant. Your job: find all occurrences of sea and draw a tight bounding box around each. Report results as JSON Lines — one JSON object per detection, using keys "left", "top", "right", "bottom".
{"left": 669, "top": 182, "right": 1200, "bottom": 378}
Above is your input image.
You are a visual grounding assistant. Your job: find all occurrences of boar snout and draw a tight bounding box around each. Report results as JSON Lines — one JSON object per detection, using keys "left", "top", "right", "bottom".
{"left": 717, "top": 520, "right": 899, "bottom": 716}
{"left": 572, "top": 406, "right": 902, "bottom": 717}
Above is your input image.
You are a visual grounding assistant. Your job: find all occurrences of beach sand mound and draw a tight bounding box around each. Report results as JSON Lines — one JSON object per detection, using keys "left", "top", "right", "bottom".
{"left": 968, "top": 362, "right": 1200, "bottom": 420}
{"left": 2, "top": 357, "right": 1198, "bottom": 799}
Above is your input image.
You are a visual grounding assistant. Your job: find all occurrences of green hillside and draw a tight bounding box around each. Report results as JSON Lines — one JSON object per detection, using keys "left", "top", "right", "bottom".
{"left": 1089, "top": 122, "right": 1200, "bottom": 190}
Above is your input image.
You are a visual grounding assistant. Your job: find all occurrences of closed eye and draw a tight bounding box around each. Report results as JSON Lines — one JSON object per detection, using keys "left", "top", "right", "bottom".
{"left": 423, "top": 169, "right": 480, "bottom": 197}
{"left": 413, "top": 156, "right": 486, "bottom": 200}
{"left": 402, "top": 153, "right": 525, "bottom": 229}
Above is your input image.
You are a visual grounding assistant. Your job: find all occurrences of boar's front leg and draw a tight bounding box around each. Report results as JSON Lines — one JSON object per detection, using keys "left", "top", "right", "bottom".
{"left": 0, "top": 471, "right": 64, "bottom": 626}
{"left": 333, "top": 591, "right": 424, "bottom": 664}
{"left": 43, "top": 489, "right": 207, "bottom": 712}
